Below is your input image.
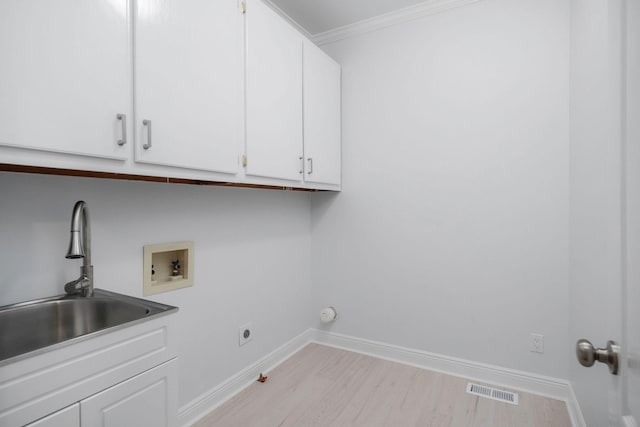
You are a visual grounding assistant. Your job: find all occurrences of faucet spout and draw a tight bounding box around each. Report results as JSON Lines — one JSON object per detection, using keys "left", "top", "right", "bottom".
{"left": 65, "top": 201, "right": 94, "bottom": 297}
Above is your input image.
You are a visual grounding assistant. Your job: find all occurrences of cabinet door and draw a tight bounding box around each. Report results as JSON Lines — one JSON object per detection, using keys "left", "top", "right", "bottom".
{"left": 0, "top": 0, "right": 132, "bottom": 160}
{"left": 245, "top": 0, "right": 303, "bottom": 181}
{"left": 27, "top": 404, "right": 79, "bottom": 427}
{"left": 303, "top": 41, "right": 341, "bottom": 186}
{"left": 134, "top": 0, "right": 242, "bottom": 174}
{"left": 81, "top": 359, "right": 177, "bottom": 427}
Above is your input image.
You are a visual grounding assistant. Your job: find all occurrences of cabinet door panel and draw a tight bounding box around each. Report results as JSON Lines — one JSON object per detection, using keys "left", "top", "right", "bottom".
{"left": 303, "top": 41, "right": 341, "bottom": 185}
{"left": 245, "top": 0, "right": 303, "bottom": 181}
{"left": 135, "top": 0, "right": 241, "bottom": 174}
{"left": 0, "top": 0, "right": 131, "bottom": 160}
{"left": 81, "top": 359, "right": 177, "bottom": 427}
{"left": 27, "top": 404, "right": 79, "bottom": 427}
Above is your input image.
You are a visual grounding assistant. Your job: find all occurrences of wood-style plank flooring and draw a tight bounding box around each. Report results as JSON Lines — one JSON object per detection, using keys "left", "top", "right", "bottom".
{"left": 194, "top": 343, "right": 572, "bottom": 427}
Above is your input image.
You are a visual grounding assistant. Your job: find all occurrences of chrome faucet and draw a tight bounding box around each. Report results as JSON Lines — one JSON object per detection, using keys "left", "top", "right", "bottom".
{"left": 64, "top": 201, "right": 94, "bottom": 297}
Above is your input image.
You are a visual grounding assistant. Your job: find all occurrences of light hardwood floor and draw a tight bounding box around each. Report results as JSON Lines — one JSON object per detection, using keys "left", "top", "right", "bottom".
{"left": 194, "top": 343, "right": 572, "bottom": 427}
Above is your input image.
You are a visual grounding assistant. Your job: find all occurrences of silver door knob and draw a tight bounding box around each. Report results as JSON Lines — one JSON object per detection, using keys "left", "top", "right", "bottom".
{"left": 576, "top": 339, "right": 620, "bottom": 375}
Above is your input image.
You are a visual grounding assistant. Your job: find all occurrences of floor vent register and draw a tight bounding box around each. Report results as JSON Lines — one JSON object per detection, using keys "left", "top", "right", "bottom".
{"left": 466, "top": 383, "right": 519, "bottom": 405}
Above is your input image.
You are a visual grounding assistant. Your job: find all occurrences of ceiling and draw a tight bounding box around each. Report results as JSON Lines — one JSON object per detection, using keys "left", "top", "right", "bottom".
{"left": 267, "top": 0, "right": 430, "bottom": 35}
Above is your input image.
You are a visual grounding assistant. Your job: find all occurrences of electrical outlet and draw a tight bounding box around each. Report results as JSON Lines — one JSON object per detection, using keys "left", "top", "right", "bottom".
{"left": 239, "top": 322, "right": 252, "bottom": 346}
{"left": 530, "top": 333, "right": 544, "bottom": 353}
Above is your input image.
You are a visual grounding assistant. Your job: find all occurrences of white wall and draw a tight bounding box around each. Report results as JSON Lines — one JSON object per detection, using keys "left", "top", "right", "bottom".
{"left": 312, "top": 0, "right": 571, "bottom": 379}
{"left": 0, "top": 172, "right": 313, "bottom": 408}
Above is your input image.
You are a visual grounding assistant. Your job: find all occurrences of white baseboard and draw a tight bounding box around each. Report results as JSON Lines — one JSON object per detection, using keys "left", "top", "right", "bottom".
{"left": 310, "top": 329, "right": 585, "bottom": 427}
{"left": 178, "top": 329, "right": 313, "bottom": 427}
{"left": 566, "top": 383, "right": 587, "bottom": 427}
{"left": 178, "top": 328, "right": 585, "bottom": 427}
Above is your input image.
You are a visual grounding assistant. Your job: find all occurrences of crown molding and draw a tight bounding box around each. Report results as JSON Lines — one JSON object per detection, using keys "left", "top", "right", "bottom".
{"left": 312, "top": 0, "right": 481, "bottom": 45}
{"left": 261, "top": 0, "right": 314, "bottom": 40}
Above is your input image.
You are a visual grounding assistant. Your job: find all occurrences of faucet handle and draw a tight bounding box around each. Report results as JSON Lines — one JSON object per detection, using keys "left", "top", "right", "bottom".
{"left": 64, "top": 275, "right": 90, "bottom": 295}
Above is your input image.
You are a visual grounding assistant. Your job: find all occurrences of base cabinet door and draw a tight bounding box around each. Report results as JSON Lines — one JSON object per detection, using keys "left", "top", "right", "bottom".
{"left": 27, "top": 404, "right": 80, "bottom": 427}
{"left": 80, "top": 359, "right": 177, "bottom": 427}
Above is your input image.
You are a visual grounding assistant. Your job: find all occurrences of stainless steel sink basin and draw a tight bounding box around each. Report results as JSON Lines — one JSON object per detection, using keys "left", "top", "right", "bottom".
{"left": 0, "top": 289, "right": 177, "bottom": 364}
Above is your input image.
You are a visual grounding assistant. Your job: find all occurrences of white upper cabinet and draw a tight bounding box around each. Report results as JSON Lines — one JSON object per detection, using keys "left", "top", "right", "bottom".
{"left": 0, "top": 0, "right": 132, "bottom": 160}
{"left": 245, "top": 0, "right": 341, "bottom": 188}
{"left": 245, "top": 0, "right": 304, "bottom": 181}
{"left": 303, "top": 40, "right": 341, "bottom": 186}
{"left": 134, "top": 0, "right": 242, "bottom": 174}
{"left": 0, "top": 0, "right": 340, "bottom": 189}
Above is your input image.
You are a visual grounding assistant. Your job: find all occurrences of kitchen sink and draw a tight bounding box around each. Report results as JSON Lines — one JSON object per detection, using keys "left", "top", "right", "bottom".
{"left": 0, "top": 289, "right": 177, "bottom": 364}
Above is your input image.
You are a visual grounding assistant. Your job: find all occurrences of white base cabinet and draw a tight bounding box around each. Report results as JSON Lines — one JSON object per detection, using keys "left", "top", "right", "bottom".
{"left": 28, "top": 361, "right": 177, "bottom": 427}
{"left": 81, "top": 359, "right": 177, "bottom": 427}
{"left": 27, "top": 404, "right": 80, "bottom": 427}
{"left": 0, "top": 313, "right": 177, "bottom": 427}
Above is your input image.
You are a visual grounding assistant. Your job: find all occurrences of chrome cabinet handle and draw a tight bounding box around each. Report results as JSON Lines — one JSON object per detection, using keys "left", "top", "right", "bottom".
{"left": 307, "top": 157, "right": 313, "bottom": 175}
{"left": 299, "top": 156, "right": 304, "bottom": 174}
{"left": 116, "top": 114, "right": 127, "bottom": 146}
{"left": 142, "top": 119, "right": 152, "bottom": 149}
